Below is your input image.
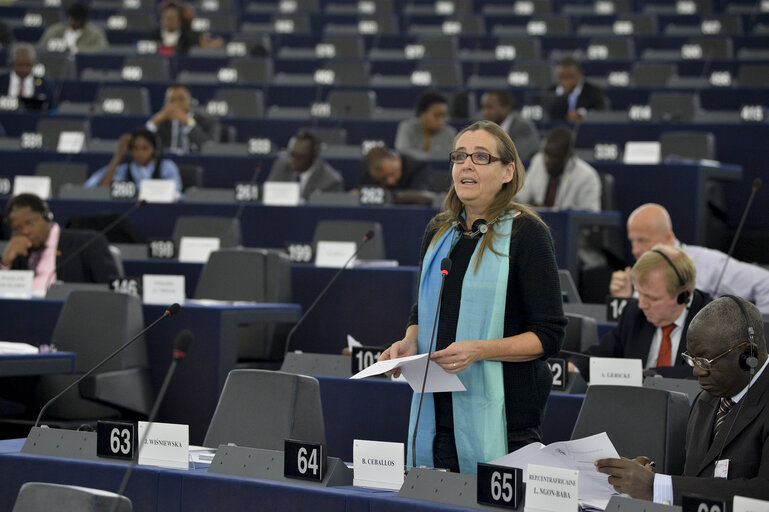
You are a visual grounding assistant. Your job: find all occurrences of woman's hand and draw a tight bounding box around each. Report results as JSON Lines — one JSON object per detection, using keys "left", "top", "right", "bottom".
{"left": 379, "top": 334, "right": 418, "bottom": 378}
{"left": 115, "top": 133, "right": 132, "bottom": 159}
{"left": 431, "top": 340, "right": 484, "bottom": 373}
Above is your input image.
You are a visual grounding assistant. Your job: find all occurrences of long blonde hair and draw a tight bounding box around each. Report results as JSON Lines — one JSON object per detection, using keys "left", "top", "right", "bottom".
{"left": 430, "top": 121, "right": 542, "bottom": 269}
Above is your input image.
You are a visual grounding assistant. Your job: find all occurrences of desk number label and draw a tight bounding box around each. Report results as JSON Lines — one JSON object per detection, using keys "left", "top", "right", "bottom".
{"left": 235, "top": 182, "right": 260, "bottom": 202}
{"left": 682, "top": 495, "right": 725, "bottom": 512}
{"left": 359, "top": 187, "right": 386, "bottom": 205}
{"left": 110, "top": 181, "right": 137, "bottom": 199}
{"left": 149, "top": 239, "right": 176, "bottom": 259}
{"left": 477, "top": 463, "right": 522, "bottom": 508}
{"left": 607, "top": 297, "right": 630, "bottom": 321}
{"left": 110, "top": 277, "right": 141, "bottom": 297}
{"left": 0, "top": 177, "right": 11, "bottom": 196}
{"left": 351, "top": 345, "right": 383, "bottom": 374}
{"left": 286, "top": 243, "right": 313, "bottom": 263}
{"left": 97, "top": 420, "right": 135, "bottom": 460}
{"left": 284, "top": 439, "right": 326, "bottom": 482}
{"left": 547, "top": 358, "right": 567, "bottom": 391}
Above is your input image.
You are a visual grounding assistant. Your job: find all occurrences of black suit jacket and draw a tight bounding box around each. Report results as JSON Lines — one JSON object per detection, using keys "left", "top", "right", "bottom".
{"left": 547, "top": 81, "right": 607, "bottom": 121}
{"left": 575, "top": 290, "right": 711, "bottom": 379}
{"left": 0, "top": 72, "right": 57, "bottom": 110}
{"left": 10, "top": 228, "right": 118, "bottom": 284}
{"left": 672, "top": 363, "right": 769, "bottom": 504}
{"left": 152, "top": 108, "right": 219, "bottom": 153}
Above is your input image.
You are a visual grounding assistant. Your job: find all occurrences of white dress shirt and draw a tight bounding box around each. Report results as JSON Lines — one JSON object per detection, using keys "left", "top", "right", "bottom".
{"left": 8, "top": 71, "right": 33, "bottom": 98}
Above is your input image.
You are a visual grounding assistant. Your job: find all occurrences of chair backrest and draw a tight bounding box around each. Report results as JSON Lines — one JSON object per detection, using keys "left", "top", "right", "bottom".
{"left": 123, "top": 57, "right": 170, "bottom": 82}
{"left": 37, "top": 54, "right": 76, "bottom": 80}
{"left": 322, "top": 61, "right": 370, "bottom": 87}
{"left": 97, "top": 86, "right": 151, "bottom": 116}
{"left": 171, "top": 216, "right": 242, "bottom": 248}
{"left": 299, "top": 126, "right": 348, "bottom": 145}
{"left": 328, "top": 90, "right": 376, "bottom": 119}
{"left": 497, "top": 37, "right": 543, "bottom": 60}
{"left": 643, "top": 377, "right": 702, "bottom": 406}
{"left": 36, "top": 119, "right": 91, "bottom": 151}
{"left": 177, "top": 164, "right": 204, "bottom": 191}
{"left": 737, "top": 64, "right": 769, "bottom": 87}
{"left": 322, "top": 36, "right": 365, "bottom": 58}
{"left": 588, "top": 37, "right": 635, "bottom": 60}
{"left": 231, "top": 58, "right": 274, "bottom": 84}
{"left": 563, "top": 313, "right": 599, "bottom": 353}
{"left": 631, "top": 63, "right": 676, "bottom": 87}
{"left": 660, "top": 131, "right": 717, "bottom": 161}
{"left": 688, "top": 36, "right": 734, "bottom": 59}
{"left": 650, "top": 92, "right": 700, "bottom": 122}
{"left": 203, "top": 369, "right": 325, "bottom": 449}
{"left": 108, "top": 245, "right": 125, "bottom": 278}
{"left": 212, "top": 89, "right": 265, "bottom": 118}
{"left": 571, "top": 386, "right": 689, "bottom": 474}
{"left": 419, "top": 37, "right": 459, "bottom": 59}
{"left": 558, "top": 269, "right": 582, "bottom": 304}
{"left": 13, "top": 482, "right": 132, "bottom": 512}
{"left": 194, "top": 248, "right": 292, "bottom": 302}
{"left": 515, "top": 62, "right": 553, "bottom": 88}
{"left": 35, "top": 162, "right": 89, "bottom": 196}
{"left": 418, "top": 62, "right": 463, "bottom": 87}
{"left": 312, "top": 220, "right": 386, "bottom": 260}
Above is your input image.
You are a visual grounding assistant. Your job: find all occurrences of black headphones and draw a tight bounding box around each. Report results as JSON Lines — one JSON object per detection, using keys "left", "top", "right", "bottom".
{"left": 3, "top": 193, "right": 54, "bottom": 224}
{"left": 650, "top": 248, "right": 690, "bottom": 304}
{"left": 722, "top": 295, "right": 759, "bottom": 373}
{"left": 454, "top": 218, "right": 490, "bottom": 239}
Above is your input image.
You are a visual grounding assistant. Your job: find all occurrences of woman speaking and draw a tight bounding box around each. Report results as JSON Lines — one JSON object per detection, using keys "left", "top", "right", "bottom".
{"left": 380, "top": 121, "right": 566, "bottom": 474}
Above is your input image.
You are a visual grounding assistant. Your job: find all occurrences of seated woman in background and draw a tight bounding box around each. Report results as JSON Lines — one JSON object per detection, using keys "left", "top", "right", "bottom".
{"left": 394, "top": 90, "right": 457, "bottom": 160}
{"left": 148, "top": 0, "right": 222, "bottom": 56}
{"left": 85, "top": 128, "right": 182, "bottom": 193}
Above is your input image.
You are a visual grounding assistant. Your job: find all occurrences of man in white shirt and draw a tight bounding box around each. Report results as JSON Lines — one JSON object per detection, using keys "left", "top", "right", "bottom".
{"left": 0, "top": 43, "right": 57, "bottom": 110}
{"left": 596, "top": 296, "right": 769, "bottom": 505}
{"left": 610, "top": 203, "right": 769, "bottom": 313}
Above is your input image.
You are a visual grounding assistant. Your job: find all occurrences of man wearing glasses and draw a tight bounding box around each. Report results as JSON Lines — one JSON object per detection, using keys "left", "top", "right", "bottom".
{"left": 595, "top": 296, "right": 769, "bottom": 504}
{"left": 571, "top": 245, "right": 710, "bottom": 379}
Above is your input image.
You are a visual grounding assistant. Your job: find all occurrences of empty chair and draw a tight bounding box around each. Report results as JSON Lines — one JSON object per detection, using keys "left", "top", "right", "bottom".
{"left": 211, "top": 89, "right": 264, "bottom": 118}
{"left": 514, "top": 62, "right": 553, "bottom": 88}
{"left": 484, "top": 0, "right": 553, "bottom": 15}
{"left": 299, "top": 126, "right": 347, "bottom": 145}
{"left": 417, "top": 62, "right": 463, "bottom": 87}
{"left": 496, "top": 37, "right": 543, "bottom": 61}
{"left": 737, "top": 64, "right": 769, "bottom": 87}
{"left": 122, "top": 57, "right": 170, "bottom": 82}
{"left": 36, "top": 119, "right": 91, "bottom": 151}
{"left": 177, "top": 164, "right": 204, "bottom": 191}
{"left": 34, "top": 291, "right": 153, "bottom": 420}
{"left": 419, "top": 37, "right": 458, "bottom": 59}
{"left": 687, "top": 36, "right": 734, "bottom": 59}
{"left": 650, "top": 92, "right": 701, "bottom": 122}
{"left": 13, "top": 482, "right": 132, "bottom": 512}
{"left": 35, "top": 162, "right": 89, "bottom": 196}
{"left": 204, "top": 369, "right": 325, "bottom": 449}
{"left": 599, "top": 173, "right": 616, "bottom": 211}
{"left": 97, "top": 86, "right": 151, "bottom": 116}
{"left": 328, "top": 89, "right": 376, "bottom": 119}
{"left": 559, "top": 269, "right": 582, "bottom": 304}
{"left": 587, "top": 38, "right": 635, "bottom": 60}
{"left": 631, "top": 62, "right": 676, "bottom": 87}
{"left": 321, "top": 60, "right": 370, "bottom": 86}
{"left": 614, "top": 15, "right": 658, "bottom": 35}
{"left": 36, "top": 54, "right": 76, "bottom": 80}
{"left": 191, "top": 13, "right": 235, "bottom": 32}
{"left": 171, "top": 216, "right": 242, "bottom": 248}
{"left": 117, "top": 11, "right": 155, "bottom": 30}
{"left": 562, "top": 313, "right": 599, "bottom": 353}
{"left": 660, "top": 131, "right": 717, "bottom": 161}
{"left": 313, "top": 220, "right": 386, "bottom": 260}
{"left": 267, "top": 13, "right": 312, "bottom": 34}
{"left": 322, "top": 35, "right": 365, "bottom": 58}
{"left": 572, "top": 386, "right": 689, "bottom": 474}
{"left": 643, "top": 376, "right": 702, "bottom": 405}
{"left": 230, "top": 58, "right": 273, "bottom": 84}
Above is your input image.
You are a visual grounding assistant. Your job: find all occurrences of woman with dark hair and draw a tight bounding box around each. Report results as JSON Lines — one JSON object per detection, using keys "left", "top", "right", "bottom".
{"left": 147, "top": 0, "right": 222, "bottom": 56}
{"left": 394, "top": 90, "right": 457, "bottom": 159}
{"left": 85, "top": 128, "right": 182, "bottom": 192}
{"left": 380, "top": 120, "right": 566, "bottom": 474}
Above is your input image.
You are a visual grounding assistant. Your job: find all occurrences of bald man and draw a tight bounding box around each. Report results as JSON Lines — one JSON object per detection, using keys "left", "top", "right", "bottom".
{"left": 0, "top": 43, "right": 57, "bottom": 110}
{"left": 610, "top": 203, "right": 769, "bottom": 314}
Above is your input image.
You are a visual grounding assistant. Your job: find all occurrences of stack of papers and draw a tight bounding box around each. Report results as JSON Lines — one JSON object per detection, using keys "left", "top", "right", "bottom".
{"left": 350, "top": 353, "right": 466, "bottom": 393}
{"left": 0, "top": 341, "right": 39, "bottom": 355}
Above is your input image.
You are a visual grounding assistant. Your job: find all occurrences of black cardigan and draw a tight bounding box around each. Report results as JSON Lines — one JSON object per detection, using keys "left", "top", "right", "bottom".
{"left": 408, "top": 213, "right": 566, "bottom": 431}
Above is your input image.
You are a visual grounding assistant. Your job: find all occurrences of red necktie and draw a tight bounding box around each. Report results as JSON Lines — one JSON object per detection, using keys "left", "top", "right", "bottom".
{"left": 18, "top": 80, "right": 24, "bottom": 98}
{"left": 656, "top": 324, "right": 675, "bottom": 367}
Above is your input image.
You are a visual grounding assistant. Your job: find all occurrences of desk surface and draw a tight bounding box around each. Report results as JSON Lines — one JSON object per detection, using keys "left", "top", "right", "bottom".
{"left": 0, "top": 352, "right": 76, "bottom": 378}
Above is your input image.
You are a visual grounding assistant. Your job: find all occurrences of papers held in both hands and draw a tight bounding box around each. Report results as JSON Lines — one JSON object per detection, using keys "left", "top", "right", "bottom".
{"left": 350, "top": 354, "right": 466, "bottom": 393}
{"left": 491, "top": 432, "right": 620, "bottom": 509}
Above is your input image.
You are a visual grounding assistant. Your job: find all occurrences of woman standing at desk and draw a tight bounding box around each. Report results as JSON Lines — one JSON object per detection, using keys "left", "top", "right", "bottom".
{"left": 380, "top": 121, "right": 566, "bottom": 474}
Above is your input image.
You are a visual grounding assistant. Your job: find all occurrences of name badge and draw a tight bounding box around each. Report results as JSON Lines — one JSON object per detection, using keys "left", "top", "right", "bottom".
{"left": 622, "top": 141, "right": 661, "bottom": 164}
{"left": 733, "top": 495, "right": 769, "bottom": 512}
{"left": 262, "top": 182, "right": 301, "bottom": 206}
{"left": 13, "top": 175, "right": 51, "bottom": 199}
{"left": 57, "top": 131, "right": 86, "bottom": 153}
{"left": 353, "top": 439, "right": 404, "bottom": 490}
{"left": 142, "top": 274, "right": 186, "bottom": 305}
{"left": 525, "top": 463, "right": 579, "bottom": 512}
{"left": 714, "top": 459, "right": 729, "bottom": 479}
{"left": 178, "top": 236, "right": 220, "bottom": 263}
{"left": 138, "top": 421, "right": 189, "bottom": 470}
{"left": 0, "top": 270, "right": 34, "bottom": 298}
{"left": 315, "top": 241, "right": 356, "bottom": 268}
{"left": 139, "top": 179, "right": 178, "bottom": 203}
{"left": 589, "top": 357, "right": 643, "bottom": 387}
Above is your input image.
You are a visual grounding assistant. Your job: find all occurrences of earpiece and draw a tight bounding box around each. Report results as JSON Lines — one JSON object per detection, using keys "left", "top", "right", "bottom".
{"left": 722, "top": 295, "right": 759, "bottom": 373}
{"left": 650, "top": 248, "right": 690, "bottom": 304}
{"left": 41, "top": 200, "right": 53, "bottom": 222}
{"left": 455, "top": 219, "right": 491, "bottom": 238}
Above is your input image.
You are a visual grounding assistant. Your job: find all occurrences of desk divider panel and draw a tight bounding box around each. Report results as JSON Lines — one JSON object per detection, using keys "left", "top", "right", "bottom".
{"left": 398, "top": 467, "right": 506, "bottom": 510}
{"left": 21, "top": 427, "right": 120, "bottom": 463}
{"left": 605, "top": 495, "right": 682, "bottom": 511}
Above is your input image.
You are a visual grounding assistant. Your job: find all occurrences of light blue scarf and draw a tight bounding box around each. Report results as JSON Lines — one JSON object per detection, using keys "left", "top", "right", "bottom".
{"left": 407, "top": 211, "right": 515, "bottom": 475}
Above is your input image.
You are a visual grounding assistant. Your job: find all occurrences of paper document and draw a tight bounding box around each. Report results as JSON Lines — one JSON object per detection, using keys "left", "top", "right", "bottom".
{"left": 350, "top": 353, "right": 466, "bottom": 393}
{"left": 492, "top": 432, "right": 619, "bottom": 504}
{"left": 0, "top": 342, "right": 39, "bottom": 355}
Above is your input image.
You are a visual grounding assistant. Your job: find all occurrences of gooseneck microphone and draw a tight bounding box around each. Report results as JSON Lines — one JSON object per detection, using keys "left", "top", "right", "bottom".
{"left": 45, "top": 199, "right": 147, "bottom": 290}
{"left": 283, "top": 230, "right": 375, "bottom": 352}
{"left": 411, "top": 257, "right": 452, "bottom": 470}
{"left": 34, "top": 303, "right": 181, "bottom": 428}
{"left": 712, "top": 178, "right": 762, "bottom": 297}
{"left": 111, "top": 330, "right": 193, "bottom": 511}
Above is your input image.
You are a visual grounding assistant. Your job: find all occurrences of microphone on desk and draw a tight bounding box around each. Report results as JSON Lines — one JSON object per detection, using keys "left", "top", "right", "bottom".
{"left": 712, "top": 177, "right": 761, "bottom": 297}
{"left": 411, "top": 257, "right": 451, "bottom": 470}
{"left": 33, "top": 303, "right": 181, "bottom": 428}
{"left": 283, "top": 230, "right": 375, "bottom": 352}
{"left": 111, "top": 330, "right": 194, "bottom": 512}
{"left": 45, "top": 199, "right": 147, "bottom": 290}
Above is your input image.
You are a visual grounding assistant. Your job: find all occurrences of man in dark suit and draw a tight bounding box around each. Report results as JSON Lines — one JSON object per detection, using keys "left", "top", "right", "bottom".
{"left": 146, "top": 84, "right": 219, "bottom": 154}
{"left": 573, "top": 245, "right": 710, "bottom": 379}
{"left": 0, "top": 43, "right": 57, "bottom": 111}
{"left": 266, "top": 130, "right": 344, "bottom": 201}
{"left": 481, "top": 89, "right": 540, "bottom": 161}
{"left": 547, "top": 56, "right": 606, "bottom": 123}
{"left": 1, "top": 194, "right": 118, "bottom": 291}
{"left": 596, "top": 296, "right": 769, "bottom": 504}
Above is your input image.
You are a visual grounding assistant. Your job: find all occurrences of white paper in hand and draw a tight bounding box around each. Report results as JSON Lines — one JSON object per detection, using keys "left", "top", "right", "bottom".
{"left": 350, "top": 353, "right": 466, "bottom": 393}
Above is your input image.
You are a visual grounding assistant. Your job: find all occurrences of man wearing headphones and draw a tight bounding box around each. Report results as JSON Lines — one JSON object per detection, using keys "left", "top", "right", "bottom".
{"left": 0, "top": 43, "right": 57, "bottom": 111}
{"left": 515, "top": 126, "right": 601, "bottom": 212}
{"left": 596, "top": 296, "right": 769, "bottom": 504}
{"left": 1, "top": 193, "right": 118, "bottom": 291}
{"left": 265, "top": 131, "right": 344, "bottom": 201}
{"left": 571, "top": 245, "right": 711, "bottom": 379}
